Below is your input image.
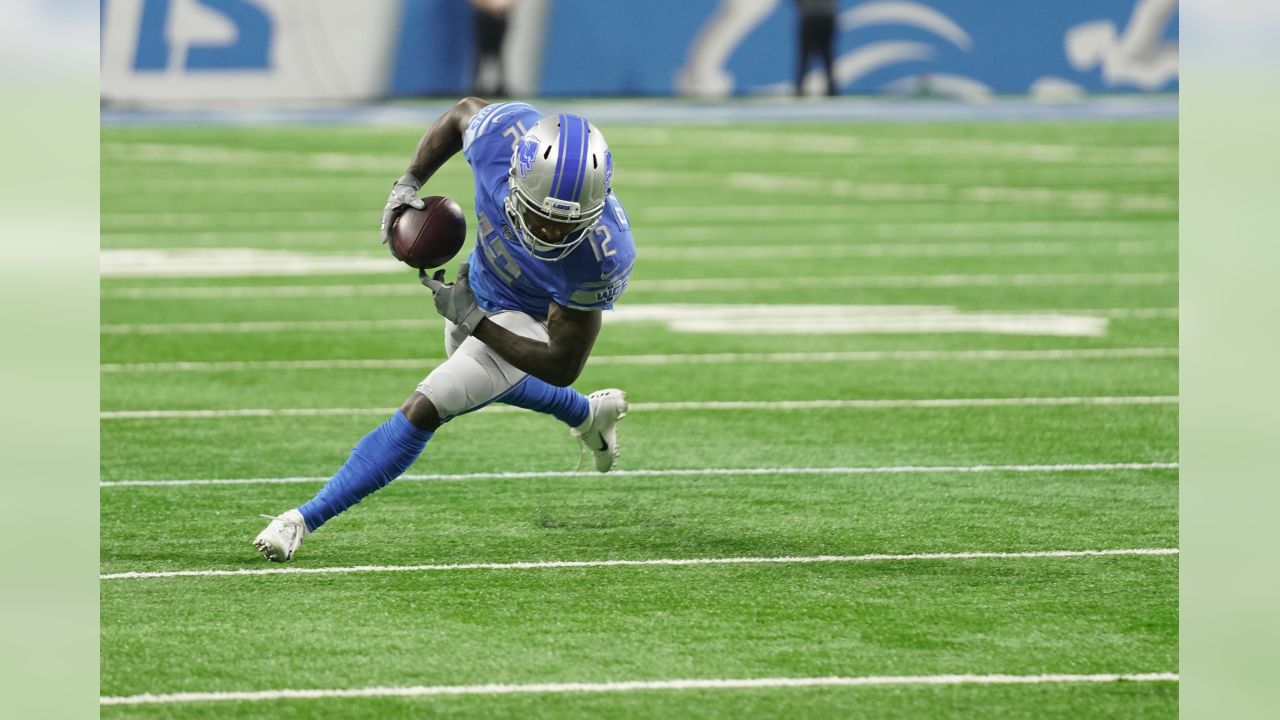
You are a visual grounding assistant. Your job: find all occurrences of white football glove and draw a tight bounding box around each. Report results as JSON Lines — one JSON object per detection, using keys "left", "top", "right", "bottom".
{"left": 380, "top": 173, "right": 426, "bottom": 244}
{"left": 420, "top": 263, "right": 488, "bottom": 335}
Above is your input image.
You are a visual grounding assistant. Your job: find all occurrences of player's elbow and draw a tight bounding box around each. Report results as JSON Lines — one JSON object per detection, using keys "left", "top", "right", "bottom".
{"left": 541, "top": 366, "right": 580, "bottom": 388}
{"left": 542, "top": 355, "right": 588, "bottom": 388}
{"left": 449, "top": 97, "right": 491, "bottom": 135}
{"left": 456, "top": 96, "right": 490, "bottom": 116}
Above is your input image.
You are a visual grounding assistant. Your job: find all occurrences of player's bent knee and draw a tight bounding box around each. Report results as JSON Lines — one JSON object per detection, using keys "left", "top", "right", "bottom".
{"left": 400, "top": 392, "right": 442, "bottom": 431}
{"left": 416, "top": 347, "right": 516, "bottom": 422}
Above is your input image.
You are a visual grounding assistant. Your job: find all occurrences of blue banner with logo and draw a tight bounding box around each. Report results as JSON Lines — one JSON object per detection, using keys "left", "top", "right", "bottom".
{"left": 391, "top": 0, "right": 1177, "bottom": 99}
{"left": 102, "top": 0, "right": 1178, "bottom": 105}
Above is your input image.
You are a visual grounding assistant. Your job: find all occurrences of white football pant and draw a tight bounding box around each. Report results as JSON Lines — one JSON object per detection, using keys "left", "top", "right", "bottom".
{"left": 414, "top": 310, "right": 547, "bottom": 422}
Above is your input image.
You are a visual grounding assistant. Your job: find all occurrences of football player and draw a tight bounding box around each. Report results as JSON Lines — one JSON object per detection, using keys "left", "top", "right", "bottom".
{"left": 254, "top": 98, "right": 636, "bottom": 562}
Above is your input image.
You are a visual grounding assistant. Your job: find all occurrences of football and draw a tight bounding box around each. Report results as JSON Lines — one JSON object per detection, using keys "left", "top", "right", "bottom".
{"left": 388, "top": 196, "right": 468, "bottom": 269}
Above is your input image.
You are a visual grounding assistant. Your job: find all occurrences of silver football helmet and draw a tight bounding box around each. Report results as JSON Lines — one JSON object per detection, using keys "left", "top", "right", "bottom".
{"left": 505, "top": 113, "right": 613, "bottom": 262}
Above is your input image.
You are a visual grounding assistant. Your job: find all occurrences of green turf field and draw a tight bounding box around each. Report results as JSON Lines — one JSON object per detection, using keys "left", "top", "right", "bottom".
{"left": 100, "top": 117, "right": 1177, "bottom": 717}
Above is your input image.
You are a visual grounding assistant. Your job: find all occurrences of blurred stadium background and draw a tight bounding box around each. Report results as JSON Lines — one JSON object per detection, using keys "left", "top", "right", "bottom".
{"left": 100, "top": 1, "right": 1178, "bottom": 717}
{"left": 101, "top": 0, "right": 1177, "bottom": 103}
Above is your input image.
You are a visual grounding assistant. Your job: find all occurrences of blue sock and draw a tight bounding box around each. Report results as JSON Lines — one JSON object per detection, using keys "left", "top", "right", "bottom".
{"left": 499, "top": 377, "right": 590, "bottom": 427}
{"left": 297, "top": 411, "right": 433, "bottom": 531}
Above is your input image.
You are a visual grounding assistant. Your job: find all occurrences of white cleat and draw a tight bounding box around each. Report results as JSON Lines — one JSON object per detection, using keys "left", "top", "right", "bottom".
{"left": 571, "top": 388, "right": 628, "bottom": 472}
{"left": 253, "top": 509, "right": 309, "bottom": 562}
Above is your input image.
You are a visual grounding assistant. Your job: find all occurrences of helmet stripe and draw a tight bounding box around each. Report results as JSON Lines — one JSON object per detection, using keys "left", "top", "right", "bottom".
{"left": 550, "top": 113, "right": 570, "bottom": 201}
{"left": 550, "top": 114, "right": 588, "bottom": 204}
{"left": 568, "top": 116, "right": 590, "bottom": 203}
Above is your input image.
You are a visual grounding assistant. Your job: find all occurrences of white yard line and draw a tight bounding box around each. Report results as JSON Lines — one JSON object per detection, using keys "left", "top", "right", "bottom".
{"left": 99, "top": 163, "right": 1172, "bottom": 194}
{"left": 957, "top": 186, "right": 1174, "bottom": 212}
{"left": 100, "top": 548, "right": 1179, "bottom": 581}
{"left": 99, "top": 177, "right": 1173, "bottom": 217}
{"left": 640, "top": 240, "right": 1175, "bottom": 260}
{"left": 101, "top": 318, "right": 440, "bottom": 335}
{"left": 101, "top": 230, "right": 375, "bottom": 248}
{"left": 629, "top": 397, "right": 1177, "bottom": 410}
{"left": 1088, "top": 308, "right": 1178, "bottom": 319}
{"left": 99, "top": 672, "right": 1179, "bottom": 706}
{"left": 636, "top": 273, "right": 1176, "bottom": 291}
{"left": 633, "top": 208, "right": 1177, "bottom": 225}
{"left": 99, "top": 307, "right": 1175, "bottom": 336}
{"left": 99, "top": 462, "right": 1180, "bottom": 488}
{"left": 647, "top": 312, "right": 1111, "bottom": 336}
{"left": 100, "top": 248, "right": 400, "bottom": 278}
{"left": 103, "top": 159, "right": 1172, "bottom": 227}
{"left": 99, "top": 396, "right": 1178, "bottom": 420}
{"left": 103, "top": 132, "right": 1176, "bottom": 165}
{"left": 101, "top": 210, "right": 363, "bottom": 229}
{"left": 102, "top": 213, "right": 1172, "bottom": 237}
{"left": 630, "top": 172, "right": 1175, "bottom": 211}
{"left": 101, "top": 142, "right": 404, "bottom": 172}
{"left": 101, "top": 220, "right": 1174, "bottom": 248}
{"left": 99, "top": 177, "right": 389, "bottom": 195}
{"left": 102, "top": 284, "right": 1184, "bottom": 310}
{"left": 98, "top": 245, "right": 1177, "bottom": 285}
{"left": 102, "top": 284, "right": 448, "bottom": 300}
{"left": 649, "top": 222, "right": 1173, "bottom": 241}
{"left": 99, "top": 289, "right": 1181, "bottom": 332}
{"left": 100, "top": 347, "right": 1179, "bottom": 373}
{"left": 98, "top": 238, "right": 1176, "bottom": 259}
{"left": 644, "top": 129, "right": 1177, "bottom": 164}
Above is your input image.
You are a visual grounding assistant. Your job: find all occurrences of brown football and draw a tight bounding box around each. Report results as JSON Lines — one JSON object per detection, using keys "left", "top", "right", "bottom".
{"left": 388, "top": 196, "right": 467, "bottom": 269}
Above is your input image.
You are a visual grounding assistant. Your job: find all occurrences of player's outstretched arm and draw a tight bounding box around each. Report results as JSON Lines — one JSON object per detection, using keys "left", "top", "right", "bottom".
{"left": 380, "top": 96, "right": 491, "bottom": 243}
{"left": 404, "top": 96, "right": 490, "bottom": 183}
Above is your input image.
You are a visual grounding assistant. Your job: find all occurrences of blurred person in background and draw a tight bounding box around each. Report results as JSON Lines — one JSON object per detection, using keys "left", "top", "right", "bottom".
{"left": 794, "top": 0, "right": 838, "bottom": 97}
{"left": 471, "top": 0, "right": 517, "bottom": 96}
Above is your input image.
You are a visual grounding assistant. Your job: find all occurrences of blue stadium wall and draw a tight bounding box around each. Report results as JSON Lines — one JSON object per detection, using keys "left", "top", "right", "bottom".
{"left": 99, "top": 0, "right": 1178, "bottom": 104}
{"left": 391, "top": 0, "right": 1178, "bottom": 97}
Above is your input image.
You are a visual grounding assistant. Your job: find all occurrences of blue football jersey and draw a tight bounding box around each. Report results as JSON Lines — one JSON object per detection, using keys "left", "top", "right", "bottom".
{"left": 460, "top": 101, "right": 636, "bottom": 319}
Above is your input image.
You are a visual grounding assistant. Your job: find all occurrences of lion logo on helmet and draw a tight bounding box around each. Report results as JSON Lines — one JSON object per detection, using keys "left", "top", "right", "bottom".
{"left": 515, "top": 135, "right": 540, "bottom": 178}
{"left": 603, "top": 149, "right": 614, "bottom": 189}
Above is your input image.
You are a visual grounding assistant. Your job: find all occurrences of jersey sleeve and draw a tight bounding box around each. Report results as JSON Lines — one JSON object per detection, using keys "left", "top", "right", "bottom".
{"left": 560, "top": 265, "right": 632, "bottom": 311}
{"left": 558, "top": 198, "right": 637, "bottom": 311}
{"left": 461, "top": 102, "right": 542, "bottom": 175}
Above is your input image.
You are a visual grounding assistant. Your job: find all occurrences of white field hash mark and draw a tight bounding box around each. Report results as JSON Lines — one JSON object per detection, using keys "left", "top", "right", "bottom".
{"left": 100, "top": 548, "right": 1179, "bottom": 581}
{"left": 100, "top": 672, "right": 1180, "bottom": 706}
{"left": 100, "top": 347, "right": 1179, "bottom": 373}
{"left": 99, "top": 396, "right": 1178, "bottom": 420}
{"left": 99, "top": 462, "right": 1180, "bottom": 488}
